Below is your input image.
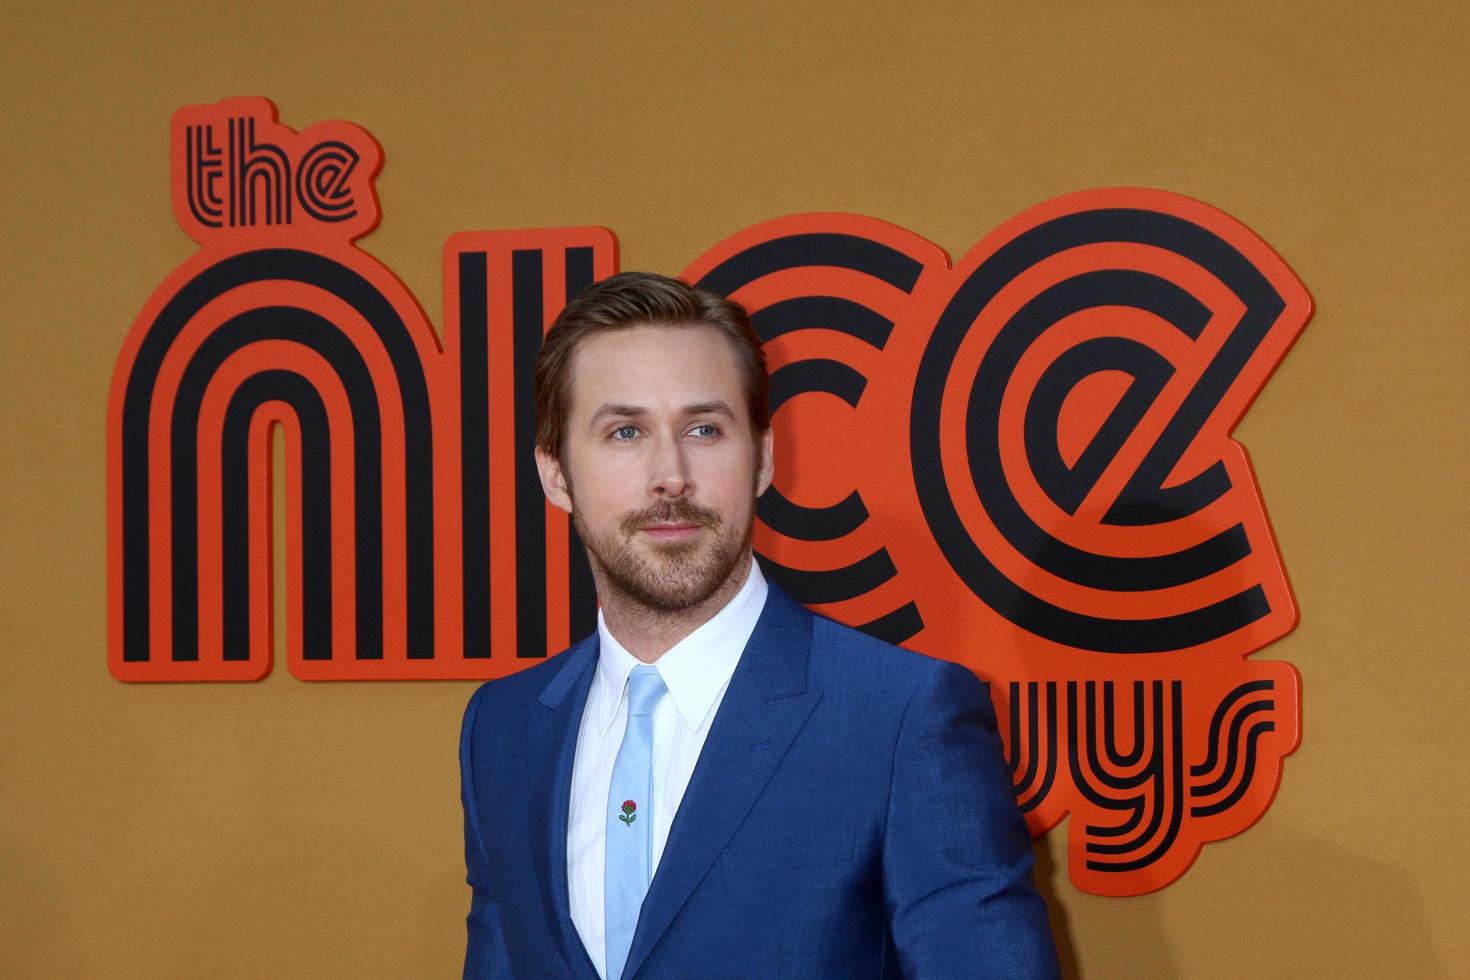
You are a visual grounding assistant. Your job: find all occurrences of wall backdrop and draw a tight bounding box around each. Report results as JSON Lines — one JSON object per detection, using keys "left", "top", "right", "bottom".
{"left": 3, "top": 1, "right": 1466, "bottom": 976}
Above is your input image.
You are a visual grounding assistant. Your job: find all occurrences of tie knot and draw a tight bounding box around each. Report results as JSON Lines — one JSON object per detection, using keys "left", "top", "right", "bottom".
{"left": 626, "top": 665, "right": 667, "bottom": 718}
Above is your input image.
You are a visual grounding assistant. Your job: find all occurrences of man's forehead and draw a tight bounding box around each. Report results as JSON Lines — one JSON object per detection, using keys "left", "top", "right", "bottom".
{"left": 573, "top": 321, "right": 730, "bottom": 359}
{"left": 566, "top": 324, "right": 745, "bottom": 416}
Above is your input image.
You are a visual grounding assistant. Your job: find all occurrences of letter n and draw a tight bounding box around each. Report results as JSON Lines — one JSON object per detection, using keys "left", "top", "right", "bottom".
{"left": 108, "top": 228, "right": 616, "bottom": 681}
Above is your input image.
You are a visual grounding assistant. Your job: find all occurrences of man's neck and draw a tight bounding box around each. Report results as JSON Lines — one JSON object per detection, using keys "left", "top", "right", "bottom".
{"left": 596, "top": 557, "right": 754, "bottom": 663}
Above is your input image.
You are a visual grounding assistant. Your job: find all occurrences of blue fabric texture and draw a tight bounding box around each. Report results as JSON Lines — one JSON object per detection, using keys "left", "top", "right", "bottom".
{"left": 459, "top": 582, "right": 1061, "bottom": 979}
{"left": 604, "top": 665, "right": 666, "bottom": 980}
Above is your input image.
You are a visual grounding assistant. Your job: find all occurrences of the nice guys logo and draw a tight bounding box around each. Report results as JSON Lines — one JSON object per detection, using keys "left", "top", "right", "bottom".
{"left": 108, "top": 98, "right": 1311, "bottom": 895}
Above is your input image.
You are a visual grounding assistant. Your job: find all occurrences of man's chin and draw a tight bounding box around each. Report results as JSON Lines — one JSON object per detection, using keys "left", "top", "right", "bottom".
{"left": 636, "top": 537, "right": 703, "bottom": 560}
{"left": 577, "top": 518, "right": 754, "bottom": 616}
{"left": 614, "top": 551, "right": 744, "bottom": 614}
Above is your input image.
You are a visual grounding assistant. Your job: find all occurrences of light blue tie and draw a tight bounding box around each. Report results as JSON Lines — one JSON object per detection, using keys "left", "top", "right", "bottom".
{"left": 604, "top": 664, "right": 667, "bottom": 980}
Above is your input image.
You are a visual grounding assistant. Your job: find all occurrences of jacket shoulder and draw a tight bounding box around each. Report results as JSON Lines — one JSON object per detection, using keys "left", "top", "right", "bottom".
{"left": 466, "top": 641, "right": 580, "bottom": 698}
{"left": 805, "top": 610, "right": 966, "bottom": 696}
{"left": 460, "top": 637, "right": 594, "bottom": 737}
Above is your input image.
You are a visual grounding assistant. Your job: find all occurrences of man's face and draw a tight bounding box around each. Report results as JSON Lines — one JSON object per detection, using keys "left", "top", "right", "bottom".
{"left": 534, "top": 323, "right": 774, "bottom": 614}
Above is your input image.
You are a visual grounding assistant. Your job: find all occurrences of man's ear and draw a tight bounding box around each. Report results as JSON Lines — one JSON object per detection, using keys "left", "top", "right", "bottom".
{"left": 756, "top": 427, "right": 775, "bottom": 497}
{"left": 534, "top": 446, "right": 573, "bottom": 514}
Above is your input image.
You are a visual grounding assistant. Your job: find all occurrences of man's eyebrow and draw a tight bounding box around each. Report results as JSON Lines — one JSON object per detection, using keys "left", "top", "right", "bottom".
{"left": 587, "top": 400, "right": 736, "bottom": 425}
{"left": 588, "top": 403, "right": 648, "bottom": 424}
{"left": 682, "top": 400, "right": 735, "bottom": 418}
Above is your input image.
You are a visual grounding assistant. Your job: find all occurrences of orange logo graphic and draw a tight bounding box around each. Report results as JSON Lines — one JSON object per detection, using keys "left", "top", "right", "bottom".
{"left": 108, "top": 98, "right": 1311, "bottom": 894}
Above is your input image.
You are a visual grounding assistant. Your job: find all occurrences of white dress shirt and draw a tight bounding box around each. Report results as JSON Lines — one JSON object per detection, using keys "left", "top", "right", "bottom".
{"left": 567, "top": 560, "right": 768, "bottom": 979}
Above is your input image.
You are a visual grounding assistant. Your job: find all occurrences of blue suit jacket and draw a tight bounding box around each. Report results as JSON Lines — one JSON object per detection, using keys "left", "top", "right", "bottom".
{"left": 459, "top": 584, "right": 1059, "bottom": 978}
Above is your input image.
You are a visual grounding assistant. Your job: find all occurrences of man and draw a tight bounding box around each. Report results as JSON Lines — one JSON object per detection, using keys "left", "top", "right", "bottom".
{"left": 459, "top": 272, "right": 1060, "bottom": 978}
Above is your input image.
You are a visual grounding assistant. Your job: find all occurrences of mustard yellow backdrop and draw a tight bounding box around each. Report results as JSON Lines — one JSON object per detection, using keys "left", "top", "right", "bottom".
{"left": 2, "top": 1, "right": 1465, "bottom": 976}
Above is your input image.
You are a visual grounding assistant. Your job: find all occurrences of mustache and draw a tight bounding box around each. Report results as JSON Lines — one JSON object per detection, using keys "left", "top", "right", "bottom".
{"left": 620, "top": 500, "right": 721, "bottom": 535}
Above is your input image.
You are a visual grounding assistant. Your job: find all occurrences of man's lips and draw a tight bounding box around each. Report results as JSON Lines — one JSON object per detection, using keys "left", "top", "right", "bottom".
{"left": 620, "top": 503, "right": 719, "bottom": 539}
{"left": 639, "top": 522, "right": 703, "bottom": 539}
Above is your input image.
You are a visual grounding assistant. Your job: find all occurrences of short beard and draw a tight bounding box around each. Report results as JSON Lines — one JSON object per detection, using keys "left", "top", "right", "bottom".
{"left": 573, "top": 498, "right": 752, "bottom": 615}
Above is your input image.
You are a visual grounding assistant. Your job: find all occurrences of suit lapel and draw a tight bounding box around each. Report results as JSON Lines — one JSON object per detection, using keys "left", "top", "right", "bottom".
{"left": 526, "top": 634, "right": 600, "bottom": 977}
{"left": 622, "top": 586, "right": 821, "bottom": 980}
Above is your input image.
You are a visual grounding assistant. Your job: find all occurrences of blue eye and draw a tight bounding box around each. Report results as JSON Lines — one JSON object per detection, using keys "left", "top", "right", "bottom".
{"left": 688, "top": 424, "right": 720, "bottom": 438}
{"left": 611, "top": 425, "right": 639, "bottom": 440}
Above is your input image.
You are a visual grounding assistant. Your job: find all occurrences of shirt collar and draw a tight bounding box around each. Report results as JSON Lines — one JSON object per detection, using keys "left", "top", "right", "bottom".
{"left": 592, "top": 558, "right": 768, "bottom": 736}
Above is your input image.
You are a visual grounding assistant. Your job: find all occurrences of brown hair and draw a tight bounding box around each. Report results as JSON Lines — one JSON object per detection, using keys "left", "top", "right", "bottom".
{"left": 533, "top": 271, "right": 770, "bottom": 458}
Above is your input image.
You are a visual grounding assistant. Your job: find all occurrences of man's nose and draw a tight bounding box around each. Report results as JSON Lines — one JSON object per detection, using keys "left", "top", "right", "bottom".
{"left": 648, "top": 435, "right": 691, "bottom": 497}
